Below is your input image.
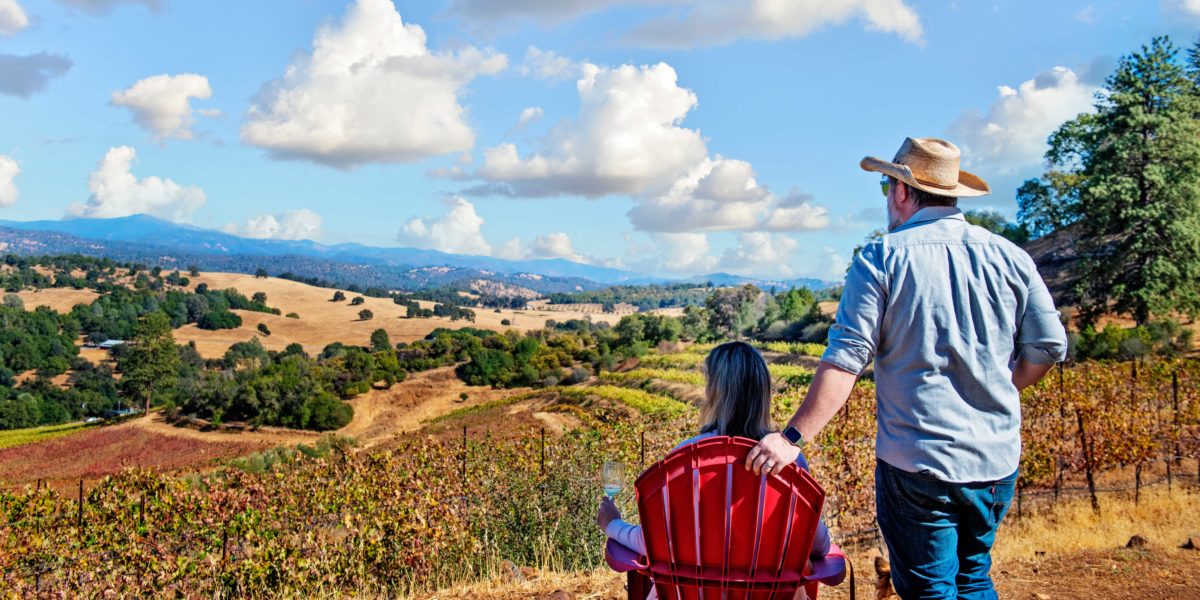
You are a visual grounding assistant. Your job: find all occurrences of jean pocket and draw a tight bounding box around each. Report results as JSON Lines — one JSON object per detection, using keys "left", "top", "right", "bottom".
{"left": 885, "top": 464, "right": 951, "bottom": 521}
{"left": 989, "top": 471, "right": 1018, "bottom": 526}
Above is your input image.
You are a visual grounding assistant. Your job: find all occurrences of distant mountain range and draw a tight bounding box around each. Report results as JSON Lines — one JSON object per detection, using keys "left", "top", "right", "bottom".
{"left": 0, "top": 215, "right": 837, "bottom": 294}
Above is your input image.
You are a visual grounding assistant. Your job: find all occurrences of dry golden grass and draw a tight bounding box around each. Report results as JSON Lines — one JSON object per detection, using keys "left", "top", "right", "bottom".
{"left": 179, "top": 272, "right": 628, "bottom": 358}
{"left": 993, "top": 486, "right": 1199, "bottom": 562}
{"left": 409, "top": 567, "right": 624, "bottom": 600}
{"left": 14, "top": 287, "right": 98, "bottom": 312}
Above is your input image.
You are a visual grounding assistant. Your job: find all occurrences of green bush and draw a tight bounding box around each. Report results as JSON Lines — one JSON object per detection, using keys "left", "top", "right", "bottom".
{"left": 1071, "top": 320, "right": 1193, "bottom": 360}
{"left": 197, "top": 309, "right": 242, "bottom": 330}
{"left": 305, "top": 392, "right": 353, "bottom": 430}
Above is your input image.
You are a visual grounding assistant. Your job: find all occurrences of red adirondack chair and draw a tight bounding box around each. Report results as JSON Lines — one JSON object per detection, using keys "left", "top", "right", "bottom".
{"left": 605, "top": 436, "right": 850, "bottom": 599}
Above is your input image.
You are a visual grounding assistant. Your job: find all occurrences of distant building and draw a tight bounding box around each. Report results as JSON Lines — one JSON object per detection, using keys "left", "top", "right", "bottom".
{"left": 85, "top": 339, "right": 126, "bottom": 350}
{"left": 102, "top": 408, "right": 140, "bottom": 419}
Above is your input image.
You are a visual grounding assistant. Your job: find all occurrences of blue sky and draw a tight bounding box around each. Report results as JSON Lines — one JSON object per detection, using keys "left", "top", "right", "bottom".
{"left": 0, "top": 0, "right": 1189, "bottom": 280}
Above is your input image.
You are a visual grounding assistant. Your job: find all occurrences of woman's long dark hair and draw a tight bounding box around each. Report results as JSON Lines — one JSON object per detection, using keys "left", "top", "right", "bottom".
{"left": 698, "top": 341, "right": 773, "bottom": 440}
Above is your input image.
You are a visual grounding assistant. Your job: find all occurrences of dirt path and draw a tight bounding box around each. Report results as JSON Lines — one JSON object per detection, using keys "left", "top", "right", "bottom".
{"left": 118, "top": 368, "right": 519, "bottom": 449}
{"left": 531, "top": 410, "right": 581, "bottom": 435}
{"left": 126, "top": 413, "right": 321, "bottom": 446}
{"left": 342, "top": 367, "right": 523, "bottom": 447}
{"left": 103, "top": 368, "right": 523, "bottom": 451}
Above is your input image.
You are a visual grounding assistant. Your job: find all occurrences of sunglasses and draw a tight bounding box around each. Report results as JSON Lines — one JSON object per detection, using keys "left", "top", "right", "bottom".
{"left": 880, "top": 176, "right": 891, "bottom": 197}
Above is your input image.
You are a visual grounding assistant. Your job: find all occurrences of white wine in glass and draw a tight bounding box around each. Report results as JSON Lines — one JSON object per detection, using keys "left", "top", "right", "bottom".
{"left": 602, "top": 460, "right": 625, "bottom": 498}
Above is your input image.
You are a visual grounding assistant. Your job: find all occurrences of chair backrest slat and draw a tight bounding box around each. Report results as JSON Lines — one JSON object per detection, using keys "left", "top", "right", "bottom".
{"left": 634, "top": 436, "right": 825, "bottom": 600}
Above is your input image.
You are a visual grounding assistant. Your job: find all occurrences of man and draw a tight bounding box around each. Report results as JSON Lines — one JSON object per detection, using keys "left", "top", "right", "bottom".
{"left": 746, "top": 137, "right": 1068, "bottom": 599}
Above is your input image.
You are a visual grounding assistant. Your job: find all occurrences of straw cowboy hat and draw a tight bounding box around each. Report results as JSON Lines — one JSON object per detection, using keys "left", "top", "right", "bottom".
{"left": 860, "top": 137, "right": 990, "bottom": 198}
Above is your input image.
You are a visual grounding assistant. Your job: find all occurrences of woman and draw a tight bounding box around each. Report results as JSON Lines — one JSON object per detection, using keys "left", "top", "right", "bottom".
{"left": 595, "top": 340, "right": 831, "bottom": 599}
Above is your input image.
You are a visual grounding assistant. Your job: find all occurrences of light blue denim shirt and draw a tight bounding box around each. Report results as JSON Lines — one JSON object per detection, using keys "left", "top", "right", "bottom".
{"left": 822, "top": 206, "right": 1068, "bottom": 482}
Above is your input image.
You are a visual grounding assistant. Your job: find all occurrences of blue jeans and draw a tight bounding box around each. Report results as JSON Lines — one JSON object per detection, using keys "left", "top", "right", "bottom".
{"left": 875, "top": 459, "right": 1017, "bottom": 599}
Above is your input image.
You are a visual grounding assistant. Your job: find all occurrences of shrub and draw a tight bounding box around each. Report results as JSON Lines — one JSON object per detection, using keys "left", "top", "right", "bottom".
{"left": 197, "top": 310, "right": 242, "bottom": 330}
{"left": 561, "top": 366, "right": 591, "bottom": 385}
{"left": 358, "top": 309, "right": 374, "bottom": 321}
{"left": 1071, "top": 320, "right": 1193, "bottom": 360}
{"left": 800, "top": 321, "right": 830, "bottom": 343}
{"left": 501, "top": 319, "right": 511, "bottom": 326}
{"left": 286, "top": 312, "right": 299, "bottom": 319}
{"left": 304, "top": 393, "right": 353, "bottom": 430}
{"left": 257, "top": 323, "right": 271, "bottom": 337}
{"left": 350, "top": 296, "right": 365, "bottom": 306}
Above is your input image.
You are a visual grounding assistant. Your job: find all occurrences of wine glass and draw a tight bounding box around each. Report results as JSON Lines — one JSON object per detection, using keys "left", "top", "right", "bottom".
{"left": 601, "top": 460, "right": 625, "bottom": 498}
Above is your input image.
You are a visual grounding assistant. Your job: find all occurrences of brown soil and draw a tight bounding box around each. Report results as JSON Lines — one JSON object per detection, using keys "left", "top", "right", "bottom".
{"left": 408, "top": 543, "right": 1200, "bottom": 600}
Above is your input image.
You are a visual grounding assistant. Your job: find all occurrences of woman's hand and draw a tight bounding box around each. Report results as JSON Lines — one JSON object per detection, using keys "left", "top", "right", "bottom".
{"left": 596, "top": 496, "right": 622, "bottom": 531}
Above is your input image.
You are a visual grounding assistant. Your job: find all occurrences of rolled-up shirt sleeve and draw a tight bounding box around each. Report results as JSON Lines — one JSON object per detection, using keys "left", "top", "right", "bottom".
{"left": 1015, "top": 258, "right": 1068, "bottom": 365}
{"left": 822, "top": 242, "right": 886, "bottom": 375}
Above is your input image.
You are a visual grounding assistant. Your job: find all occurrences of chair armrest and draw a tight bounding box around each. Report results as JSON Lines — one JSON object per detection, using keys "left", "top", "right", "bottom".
{"left": 605, "top": 539, "right": 649, "bottom": 573}
{"left": 805, "top": 542, "right": 847, "bottom": 586}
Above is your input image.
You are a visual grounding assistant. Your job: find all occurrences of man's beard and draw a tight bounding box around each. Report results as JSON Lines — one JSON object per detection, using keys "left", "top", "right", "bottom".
{"left": 886, "top": 203, "right": 903, "bottom": 232}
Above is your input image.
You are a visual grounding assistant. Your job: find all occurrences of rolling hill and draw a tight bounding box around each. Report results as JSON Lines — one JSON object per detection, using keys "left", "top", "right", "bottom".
{"left": 0, "top": 215, "right": 839, "bottom": 294}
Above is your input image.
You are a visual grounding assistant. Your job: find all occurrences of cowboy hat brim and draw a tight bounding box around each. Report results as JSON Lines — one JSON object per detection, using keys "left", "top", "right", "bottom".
{"left": 860, "top": 156, "right": 990, "bottom": 198}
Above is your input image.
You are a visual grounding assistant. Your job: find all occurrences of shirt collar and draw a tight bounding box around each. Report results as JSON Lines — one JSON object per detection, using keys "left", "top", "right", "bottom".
{"left": 895, "top": 206, "right": 964, "bottom": 231}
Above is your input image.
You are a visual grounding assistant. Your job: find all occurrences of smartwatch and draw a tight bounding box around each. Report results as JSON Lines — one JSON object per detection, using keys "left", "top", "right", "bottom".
{"left": 782, "top": 425, "right": 805, "bottom": 447}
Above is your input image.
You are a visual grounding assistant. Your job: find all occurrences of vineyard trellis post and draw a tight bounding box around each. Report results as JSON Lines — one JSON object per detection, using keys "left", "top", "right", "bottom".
{"left": 77, "top": 479, "right": 83, "bottom": 530}
{"left": 1016, "top": 482, "right": 1023, "bottom": 518}
{"left": 1173, "top": 370, "right": 1181, "bottom": 467}
{"left": 1055, "top": 363, "right": 1065, "bottom": 501}
{"left": 1075, "top": 407, "right": 1100, "bottom": 513}
{"left": 1134, "top": 463, "right": 1141, "bottom": 505}
{"left": 640, "top": 430, "right": 645, "bottom": 470}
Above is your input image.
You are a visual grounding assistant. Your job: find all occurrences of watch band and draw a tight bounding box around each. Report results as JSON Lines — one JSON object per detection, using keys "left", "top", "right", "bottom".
{"left": 782, "top": 425, "right": 805, "bottom": 447}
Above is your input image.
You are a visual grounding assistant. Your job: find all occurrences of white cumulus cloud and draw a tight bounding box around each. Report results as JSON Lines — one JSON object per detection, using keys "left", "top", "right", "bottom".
{"left": 517, "top": 106, "right": 544, "bottom": 127}
{"left": 112, "top": 73, "right": 216, "bottom": 140}
{"left": 648, "top": 232, "right": 717, "bottom": 274}
{"left": 720, "top": 232, "right": 799, "bottom": 277}
{"left": 763, "top": 191, "right": 830, "bottom": 231}
{"left": 477, "top": 61, "right": 707, "bottom": 198}
{"left": 0, "top": 155, "right": 19, "bottom": 207}
{"left": 819, "top": 246, "right": 849, "bottom": 280}
{"left": 495, "top": 232, "right": 615, "bottom": 266}
{"left": 0, "top": 0, "right": 29, "bottom": 36}
{"left": 67, "top": 146, "right": 205, "bottom": 221}
{"left": 629, "top": 157, "right": 831, "bottom": 233}
{"left": 242, "top": 0, "right": 506, "bottom": 169}
{"left": 222, "top": 209, "right": 322, "bottom": 241}
{"left": 518, "top": 46, "right": 583, "bottom": 80}
{"left": 398, "top": 196, "right": 492, "bottom": 255}
{"left": 629, "top": 157, "right": 770, "bottom": 231}
{"left": 948, "top": 66, "right": 1099, "bottom": 175}
{"left": 1177, "top": 0, "right": 1200, "bottom": 16}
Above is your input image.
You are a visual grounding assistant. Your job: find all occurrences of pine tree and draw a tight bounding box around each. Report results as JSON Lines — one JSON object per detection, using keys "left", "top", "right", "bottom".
{"left": 1071, "top": 37, "right": 1200, "bottom": 325}
{"left": 120, "top": 312, "right": 180, "bottom": 414}
{"left": 1026, "top": 37, "right": 1200, "bottom": 325}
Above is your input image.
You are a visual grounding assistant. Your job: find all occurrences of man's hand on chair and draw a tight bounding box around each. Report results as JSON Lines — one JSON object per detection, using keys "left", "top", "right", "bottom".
{"left": 596, "top": 496, "right": 622, "bottom": 531}
{"left": 746, "top": 432, "right": 800, "bottom": 476}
